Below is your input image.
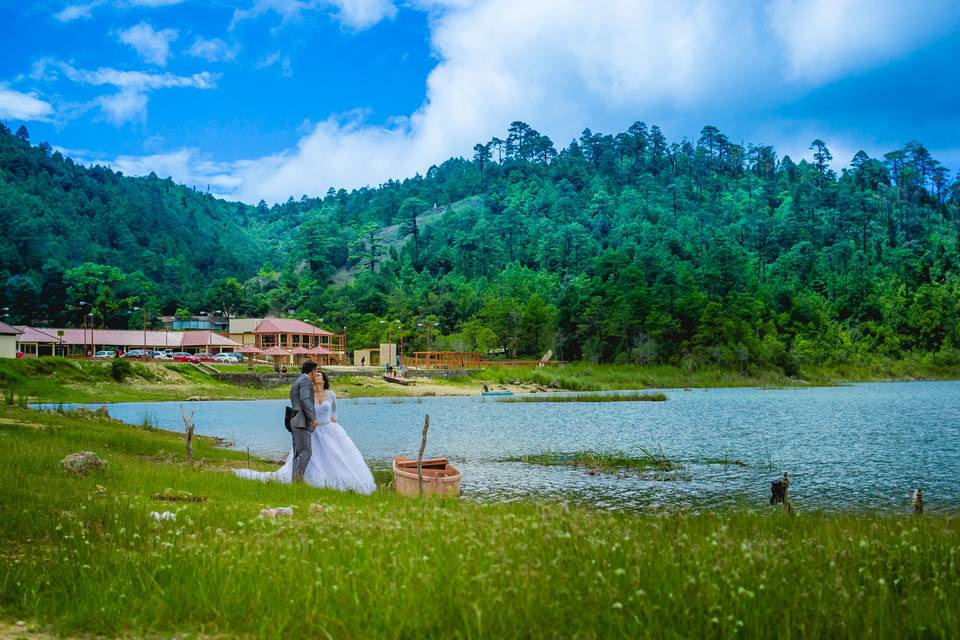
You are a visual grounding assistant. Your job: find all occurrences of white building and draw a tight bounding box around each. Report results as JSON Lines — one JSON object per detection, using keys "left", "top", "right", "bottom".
{"left": 0, "top": 321, "right": 23, "bottom": 358}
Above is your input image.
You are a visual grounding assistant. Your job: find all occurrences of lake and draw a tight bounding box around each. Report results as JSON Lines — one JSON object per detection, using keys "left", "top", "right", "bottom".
{"left": 48, "top": 381, "right": 960, "bottom": 512}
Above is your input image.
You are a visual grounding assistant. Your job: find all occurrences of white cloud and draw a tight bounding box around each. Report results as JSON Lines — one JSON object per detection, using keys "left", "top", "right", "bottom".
{"left": 34, "top": 59, "right": 218, "bottom": 124}
{"left": 117, "top": 22, "right": 179, "bottom": 66}
{"left": 256, "top": 51, "right": 293, "bottom": 76}
{"left": 111, "top": 149, "right": 243, "bottom": 192}
{"left": 54, "top": 0, "right": 106, "bottom": 22}
{"left": 54, "top": 0, "right": 184, "bottom": 22}
{"left": 187, "top": 37, "right": 239, "bottom": 62}
{"left": 329, "top": 0, "right": 397, "bottom": 30}
{"left": 0, "top": 84, "right": 54, "bottom": 121}
{"left": 96, "top": 90, "right": 149, "bottom": 125}
{"left": 767, "top": 0, "right": 960, "bottom": 83}
{"left": 230, "top": 0, "right": 395, "bottom": 31}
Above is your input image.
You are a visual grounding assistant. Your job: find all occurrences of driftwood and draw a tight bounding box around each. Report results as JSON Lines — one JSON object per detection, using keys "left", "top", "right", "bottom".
{"left": 417, "top": 414, "right": 430, "bottom": 496}
{"left": 179, "top": 405, "right": 195, "bottom": 464}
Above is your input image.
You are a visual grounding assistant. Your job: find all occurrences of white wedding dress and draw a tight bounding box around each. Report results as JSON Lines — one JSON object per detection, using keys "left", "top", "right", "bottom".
{"left": 234, "top": 391, "right": 376, "bottom": 494}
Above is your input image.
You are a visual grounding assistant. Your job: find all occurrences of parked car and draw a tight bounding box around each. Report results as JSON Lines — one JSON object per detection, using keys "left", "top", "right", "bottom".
{"left": 194, "top": 352, "right": 216, "bottom": 362}
{"left": 122, "top": 349, "right": 147, "bottom": 358}
{"left": 212, "top": 353, "right": 237, "bottom": 363}
{"left": 16, "top": 351, "right": 24, "bottom": 358}
{"left": 92, "top": 350, "right": 116, "bottom": 359}
{"left": 224, "top": 352, "right": 244, "bottom": 362}
{"left": 149, "top": 350, "right": 171, "bottom": 360}
{"left": 170, "top": 352, "right": 200, "bottom": 363}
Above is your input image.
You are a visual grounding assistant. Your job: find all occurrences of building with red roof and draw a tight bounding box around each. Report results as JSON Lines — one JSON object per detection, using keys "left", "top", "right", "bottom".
{"left": 14, "top": 326, "right": 240, "bottom": 357}
{"left": 228, "top": 317, "right": 346, "bottom": 364}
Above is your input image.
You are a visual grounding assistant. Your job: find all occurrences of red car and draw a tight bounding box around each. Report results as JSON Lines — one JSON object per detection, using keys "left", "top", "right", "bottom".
{"left": 194, "top": 352, "right": 217, "bottom": 362}
{"left": 170, "top": 352, "right": 200, "bottom": 363}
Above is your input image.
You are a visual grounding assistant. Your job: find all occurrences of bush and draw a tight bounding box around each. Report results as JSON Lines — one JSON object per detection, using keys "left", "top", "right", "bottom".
{"left": 110, "top": 359, "right": 132, "bottom": 381}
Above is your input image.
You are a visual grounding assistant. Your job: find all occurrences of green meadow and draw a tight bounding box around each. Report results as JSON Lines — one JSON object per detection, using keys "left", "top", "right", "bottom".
{"left": 1, "top": 404, "right": 958, "bottom": 638}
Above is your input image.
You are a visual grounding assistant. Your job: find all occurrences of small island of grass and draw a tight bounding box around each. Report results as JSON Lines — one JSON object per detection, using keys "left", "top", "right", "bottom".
{"left": 505, "top": 448, "right": 681, "bottom": 473}
{"left": 499, "top": 391, "right": 668, "bottom": 403}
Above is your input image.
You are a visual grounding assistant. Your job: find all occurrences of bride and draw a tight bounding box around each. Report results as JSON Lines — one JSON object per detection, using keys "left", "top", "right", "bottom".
{"left": 235, "top": 370, "right": 376, "bottom": 494}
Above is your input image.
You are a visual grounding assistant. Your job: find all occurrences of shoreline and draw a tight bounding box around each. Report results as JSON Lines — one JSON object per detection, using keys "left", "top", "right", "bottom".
{"left": 2, "top": 356, "right": 959, "bottom": 404}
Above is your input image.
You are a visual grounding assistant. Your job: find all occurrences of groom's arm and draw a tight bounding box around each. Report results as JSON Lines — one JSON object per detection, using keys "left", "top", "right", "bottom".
{"left": 299, "top": 379, "right": 317, "bottom": 425}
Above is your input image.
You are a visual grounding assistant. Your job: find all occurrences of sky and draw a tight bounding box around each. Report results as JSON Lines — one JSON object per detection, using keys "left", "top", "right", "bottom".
{"left": 2, "top": 0, "right": 960, "bottom": 204}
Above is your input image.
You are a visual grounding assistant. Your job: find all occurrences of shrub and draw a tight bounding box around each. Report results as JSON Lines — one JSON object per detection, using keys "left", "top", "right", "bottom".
{"left": 110, "top": 359, "right": 132, "bottom": 381}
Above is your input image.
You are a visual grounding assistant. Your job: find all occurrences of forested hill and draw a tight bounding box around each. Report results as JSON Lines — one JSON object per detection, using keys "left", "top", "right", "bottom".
{"left": 2, "top": 120, "right": 959, "bottom": 373}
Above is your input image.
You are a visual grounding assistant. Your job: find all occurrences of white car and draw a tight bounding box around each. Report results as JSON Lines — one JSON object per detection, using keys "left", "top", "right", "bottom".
{"left": 92, "top": 350, "right": 116, "bottom": 359}
{"left": 212, "top": 353, "right": 237, "bottom": 363}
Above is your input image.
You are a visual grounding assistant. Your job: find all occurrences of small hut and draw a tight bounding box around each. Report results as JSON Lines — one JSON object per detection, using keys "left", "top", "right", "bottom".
{"left": 236, "top": 344, "right": 263, "bottom": 369}
{"left": 261, "top": 345, "right": 292, "bottom": 371}
{"left": 308, "top": 345, "right": 336, "bottom": 366}
{"left": 290, "top": 345, "right": 311, "bottom": 366}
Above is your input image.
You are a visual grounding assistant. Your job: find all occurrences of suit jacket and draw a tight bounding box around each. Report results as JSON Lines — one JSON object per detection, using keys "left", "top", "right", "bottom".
{"left": 289, "top": 373, "right": 317, "bottom": 429}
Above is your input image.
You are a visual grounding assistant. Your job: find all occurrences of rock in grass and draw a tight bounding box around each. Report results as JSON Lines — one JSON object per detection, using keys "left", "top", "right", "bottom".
{"left": 59, "top": 451, "right": 107, "bottom": 476}
{"left": 260, "top": 507, "right": 294, "bottom": 518}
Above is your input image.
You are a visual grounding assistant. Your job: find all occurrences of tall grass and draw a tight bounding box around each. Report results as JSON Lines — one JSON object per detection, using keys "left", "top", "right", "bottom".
{"left": 505, "top": 448, "right": 681, "bottom": 473}
{"left": 2, "top": 405, "right": 959, "bottom": 638}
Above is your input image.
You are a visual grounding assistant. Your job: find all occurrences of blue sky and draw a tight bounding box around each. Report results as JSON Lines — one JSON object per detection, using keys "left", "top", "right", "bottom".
{"left": 1, "top": 0, "right": 959, "bottom": 203}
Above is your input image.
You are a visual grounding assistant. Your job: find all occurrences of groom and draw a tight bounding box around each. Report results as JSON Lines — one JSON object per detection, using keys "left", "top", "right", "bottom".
{"left": 289, "top": 361, "right": 319, "bottom": 482}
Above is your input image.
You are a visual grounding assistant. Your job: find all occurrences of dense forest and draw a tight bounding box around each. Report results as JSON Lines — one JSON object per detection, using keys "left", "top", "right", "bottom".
{"left": 1, "top": 119, "right": 959, "bottom": 373}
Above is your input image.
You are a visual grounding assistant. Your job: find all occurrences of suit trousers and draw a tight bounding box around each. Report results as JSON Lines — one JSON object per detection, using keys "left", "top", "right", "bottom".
{"left": 291, "top": 426, "right": 312, "bottom": 482}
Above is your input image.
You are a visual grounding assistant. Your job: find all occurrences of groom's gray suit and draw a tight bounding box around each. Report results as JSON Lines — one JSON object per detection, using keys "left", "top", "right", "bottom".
{"left": 289, "top": 373, "right": 317, "bottom": 482}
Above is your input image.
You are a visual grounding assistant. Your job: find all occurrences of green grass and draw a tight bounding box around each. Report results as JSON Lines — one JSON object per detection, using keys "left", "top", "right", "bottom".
{"left": 505, "top": 448, "right": 682, "bottom": 473}
{"left": 1, "top": 405, "right": 959, "bottom": 638}
{"left": 500, "top": 391, "right": 668, "bottom": 403}
{"left": 470, "top": 357, "right": 960, "bottom": 392}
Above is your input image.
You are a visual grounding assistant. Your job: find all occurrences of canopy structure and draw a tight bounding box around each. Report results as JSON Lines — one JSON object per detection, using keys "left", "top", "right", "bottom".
{"left": 237, "top": 344, "right": 263, "bottom": 354}
{"left": 289, "top": 345, "right": 311, "bottom": 365}
{"left": 261, "top": 345, "right": 292, "bottom": 369}
{"left": 236, "top": 344, "right": 263, "bottom": 369}
{"left": 307, "top": 344, "right": 338, "bottom": 366}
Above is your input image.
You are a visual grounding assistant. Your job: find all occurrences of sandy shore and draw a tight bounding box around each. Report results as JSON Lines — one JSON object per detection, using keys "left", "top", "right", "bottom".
{"left": 337, "top": 376, "right": 548, "bottom": 398}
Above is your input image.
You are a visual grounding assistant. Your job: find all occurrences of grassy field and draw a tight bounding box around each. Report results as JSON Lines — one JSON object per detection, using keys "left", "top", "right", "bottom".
{"left": 472, "top": 356, "right": 960, "bottom": 392}
{"left": 0, "top": 358, "right": 421, "bottom": 403}
{"left": 1, "top": 405, "right": 958, "bottom": 638}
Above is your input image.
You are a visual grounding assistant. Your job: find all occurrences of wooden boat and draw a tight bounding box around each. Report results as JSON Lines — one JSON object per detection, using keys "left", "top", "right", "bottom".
{"left": 392, "top": 455, "right": 462, "bottom": 497}
{"left": 383, "top": 375, "right": 415, "bottom": 386}
{"left": 481, "top": 390, "right": 513, "bottom": 397}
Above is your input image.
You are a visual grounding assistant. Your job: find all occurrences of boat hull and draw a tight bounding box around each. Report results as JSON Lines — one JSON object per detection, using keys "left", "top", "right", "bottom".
{"left": 481, "top": 390, "right": 513, "bottom": 396}
{"left": 392, "top": 456, "right": 462, "bottom": 497}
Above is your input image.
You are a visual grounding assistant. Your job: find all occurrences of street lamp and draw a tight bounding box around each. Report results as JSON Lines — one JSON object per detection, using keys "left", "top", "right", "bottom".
{"left": 78, "top": 301, "right": 89, "bottom": 357}
{"left": 133, "top": 306, "right": 147, "bottom": 355}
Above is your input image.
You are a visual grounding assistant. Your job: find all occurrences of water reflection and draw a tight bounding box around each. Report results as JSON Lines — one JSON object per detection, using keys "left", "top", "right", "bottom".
{"left": 44, "top": 381, "right": 960, "bottom": 512}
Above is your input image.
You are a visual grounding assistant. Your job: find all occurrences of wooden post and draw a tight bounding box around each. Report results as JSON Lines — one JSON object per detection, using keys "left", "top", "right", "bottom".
{"left": 179, "top": 405, "right": 195, "bottom": 465}
{"left": 782, "top": 471, "right": 792, "bottom": 515}
{"left": 417, "top": 414, "right": 430, "bottom": 496}
{"left": 913, "top": 488, "right": 924, "bottom": 514}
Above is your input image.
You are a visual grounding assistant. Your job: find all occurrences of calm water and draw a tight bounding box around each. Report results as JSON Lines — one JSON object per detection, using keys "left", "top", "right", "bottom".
{"left": 49, "top": 381, "right": 960, "bottom": 512}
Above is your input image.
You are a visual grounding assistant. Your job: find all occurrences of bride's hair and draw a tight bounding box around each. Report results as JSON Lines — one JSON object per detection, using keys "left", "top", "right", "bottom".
{"left": 314, "top": 370, "right": 330, "bottom": 390}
